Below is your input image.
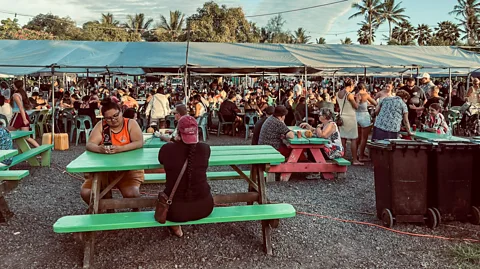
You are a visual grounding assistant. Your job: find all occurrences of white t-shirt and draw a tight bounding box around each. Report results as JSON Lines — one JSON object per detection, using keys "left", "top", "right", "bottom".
{"left": 294, "top": 84, "right": 303, "bottom": 97}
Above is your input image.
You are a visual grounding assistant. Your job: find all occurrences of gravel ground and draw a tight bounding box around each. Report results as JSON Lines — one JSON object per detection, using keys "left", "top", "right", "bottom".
{"left": 1, "top": 135, "right": 479, "bottom": 269}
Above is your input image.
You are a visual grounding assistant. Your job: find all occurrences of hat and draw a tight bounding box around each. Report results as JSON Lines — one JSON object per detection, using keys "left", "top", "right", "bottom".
{"left": 178, "top": 116, "right": 198, "bottom": 144}
{"left": 419, "top": 73, "right": 430, "bottom": 79}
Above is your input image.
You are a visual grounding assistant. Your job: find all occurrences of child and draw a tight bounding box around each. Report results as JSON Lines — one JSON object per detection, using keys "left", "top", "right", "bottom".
{"left": 424, "top": 103, "right": 449, "bottom": 135}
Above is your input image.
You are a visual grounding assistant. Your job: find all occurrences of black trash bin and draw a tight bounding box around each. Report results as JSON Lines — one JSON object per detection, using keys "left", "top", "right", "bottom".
{"left": 428, "top": 142, "right": 480, "bottom": 224}
{"left": 368, "top": 140, "right": 437, "bottom": 228}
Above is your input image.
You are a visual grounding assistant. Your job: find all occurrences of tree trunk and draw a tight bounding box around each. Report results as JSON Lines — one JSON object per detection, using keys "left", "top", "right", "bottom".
{"left": 369, "top": 13, "right": 373, "bottom": 45}
{"left": 389, "top": 21, "right": 392, "bottom": 41}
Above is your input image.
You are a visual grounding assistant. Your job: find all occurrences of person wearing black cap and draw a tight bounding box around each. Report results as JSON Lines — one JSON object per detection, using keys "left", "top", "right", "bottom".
{"left": 251, "top": 106, "right": 275, "bottom": 145}
{"left": 258, "top": 105, "right": 294, "bottom": 157}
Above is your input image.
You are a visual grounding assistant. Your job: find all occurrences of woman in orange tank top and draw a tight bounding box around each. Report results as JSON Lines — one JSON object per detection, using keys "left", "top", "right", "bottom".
{"left": 81, "top": 98, "right": 144, "bottom": 208}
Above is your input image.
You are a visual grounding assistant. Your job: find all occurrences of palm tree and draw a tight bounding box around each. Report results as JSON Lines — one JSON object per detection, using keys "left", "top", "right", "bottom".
{"left": 99, "top": 13, "right": 119, "bottom": 26}
{"left": 391, "top": 21, "right": 415, "bottom": 45}
{"left": 357, "top": 22, "right": 376, "bottom": 44}
{"left": 379, "top": 0, "right": 409, "bottom": 41}
{"left": 341, "top": 37, "right": 353, "bottom": 44}
{"left": 435, "top": 21, "right": 461, "bottom": 45}
{"left": 124, "top": 13, "right": 154, "bottom": 35}
{"left": 157, "top": 10, "right": 185, "bottom": 35}
{"left": 293, "top": 27, "right": 311, "bottom": 44}
{"left": 449, "top": 0, "right": 480, "bottom": 45}
{"left": 316, "top": 37, "right": 326, "bottom": 44}
{"left": 415, "top": 24, "right": 432, "bottom": 46}
{"left": 349, "top": 0, "right": 383, "bottom": 44}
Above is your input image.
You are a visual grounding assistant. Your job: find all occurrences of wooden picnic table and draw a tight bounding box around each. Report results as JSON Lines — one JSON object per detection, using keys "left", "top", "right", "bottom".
{"left": 66, "top": 145, "right": 285, "bottom": 262}
{"left": 10, "top": 131, "right": 40, "bottom": 166}
{"left": 5, "top": 131, "right": 53, "bottom": 169}
{"left": 400, "top": 131, "right": 470, "bottom": 142}
{"left": 268, "top": 127, "right": 350, "bottom": 181}
{"left": 0, "top": 150, "right": 17, "bottom": 162}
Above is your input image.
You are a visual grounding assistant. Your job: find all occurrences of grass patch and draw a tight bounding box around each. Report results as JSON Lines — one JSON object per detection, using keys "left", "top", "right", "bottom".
{"left": 451, "top": 243, "right": 480, "bottom": 269}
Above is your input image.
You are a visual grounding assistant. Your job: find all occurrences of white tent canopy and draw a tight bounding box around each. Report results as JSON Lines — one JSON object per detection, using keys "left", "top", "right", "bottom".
{"left": 0, "top": 41, "right": 480, "bottom": 75}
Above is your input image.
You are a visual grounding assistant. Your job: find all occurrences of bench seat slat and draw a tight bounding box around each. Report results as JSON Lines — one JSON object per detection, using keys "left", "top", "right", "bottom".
{"left": 53, "top": 204, "right": 296, "bottom": 233}
{"left": 0, "top": 170, "right": 29, "bottom": 180}
{"left": 8, "top": 145, "right": 53, "bottom": 168}
{"left": 144, "top": 171, "right": 266, "bottom": 183}
{"left": 331, "top": 158, "right": 351, "bottom": 166}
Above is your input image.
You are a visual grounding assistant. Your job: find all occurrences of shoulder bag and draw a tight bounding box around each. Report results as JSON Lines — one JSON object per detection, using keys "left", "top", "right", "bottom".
{"left": 335, "top": 92, "right": 349, "bottom": 127}
{"left": 154, "top": 160, "right": 188, "bottom": 224}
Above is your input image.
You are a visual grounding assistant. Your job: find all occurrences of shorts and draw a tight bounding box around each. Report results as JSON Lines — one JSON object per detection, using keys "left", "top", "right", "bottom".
{"left": 82, "top": 170, "right": 145, "bottom": 190}
{"left": 10, "top": 112, "right": 31, "bottom": 129}
{"left": 372, "top": 127, "right": 398, "bottom": 141}
{"left": 356, "top": 112, "right": 372, "bottom": 128}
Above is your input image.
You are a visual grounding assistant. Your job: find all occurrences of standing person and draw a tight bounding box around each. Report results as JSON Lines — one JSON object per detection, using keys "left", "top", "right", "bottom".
{"left": 375, "top": 83, "right": 394, "bottom": 102}
{"left": 419, "top": 73, "right": 435, "bottom": 99}
{"left": 356, "top": 84, "right": 377, "bottom": 162}
{"left": 158, "top": 116, "right": 214, "bottom": 237}
{"left": 294, "top": 80, "right": 304, "bottom": 98}
{"left": 467, "top": 78, "right": 480, "bottom": 104}
{"left": 0, "top": 82, "right": 11, "bottom": 103}
{"left": 251, "top": 106, "right": 274, "bottom": 145}
{"left": 146, "top": 87, "right": 171, "bottom": 128}
{"left": 401, "top": 77, "right": 426, "bottom": 126}
{"left": 336, "top": 79, "right": 362, "bottom": 166}
{"left": 425, "top": 86, "right": 445, "bottom": 110}
{"left": 82, "top": 98, "right": 144, "bottom": 208}
{"left": 8, "top": 80, "right": 39, "bottom": 148}
{"left": 373, "top": 90, "right": 413, "bottom": 140}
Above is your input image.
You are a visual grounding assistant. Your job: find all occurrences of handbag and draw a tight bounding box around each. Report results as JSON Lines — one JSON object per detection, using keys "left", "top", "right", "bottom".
{"left": 154, "top": 160, "right": 188, "bottom": 224}
{"left": 335, "top": 92, "right": 349, "bottom": 127}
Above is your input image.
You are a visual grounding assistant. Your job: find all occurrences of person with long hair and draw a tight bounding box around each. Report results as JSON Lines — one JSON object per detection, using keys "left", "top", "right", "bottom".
{"left": 356, "top": 83, "right": 377, "bottom": 162}
{"left": 8, "top": 80, "right": 39, "bottom": 148}
{"left": 336, "top": 78, "right": 362, "bottom": 165}
{"left": 158, "top": 115, "right": 213, "bottom": 237}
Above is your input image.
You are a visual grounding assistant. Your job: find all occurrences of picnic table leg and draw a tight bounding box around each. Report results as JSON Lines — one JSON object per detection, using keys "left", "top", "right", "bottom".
{"left": 255, "top": 164, "right": 273, "bottom": 255}
{"left": 83, "top": 172, "right": 102, "bottom": 268}
{"left": 0, "top": 195, "right": 13, "bottom": 223}
{"left": 309, "top": 148, "right": 334, "bottom": 180}
{"left": 15, "top": 138, "right": 41, "bottom": 166}
{"left": 280, "top": 148, "right": 304, "bottom": 182}
{"left": 40, "top": 147, "right": 52, "bottom": 167}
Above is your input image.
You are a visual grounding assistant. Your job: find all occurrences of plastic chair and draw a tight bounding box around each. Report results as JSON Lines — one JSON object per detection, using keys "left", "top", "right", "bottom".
{"left": 29, "top": 111, "right": 40, "bottom": 139}
{"left": 217, "top": 112, "right": 235, "bottom": 137}
{"left": 244, "top": 111, "right": 259, "bottom": 140}
{"left": 197, "top": 113, "right": 209, "bottom": 142}
{"left": 60, "top": 108, "right": 75, "bottom": 133}
{"left": 35, "top": 110, "right": 50, "bottom": 137}
{"left": 165, "top": 115, "right": 176, "bottom": 129}
{"left": 294, "top": 111, "right": 303, "bottom": 126}
{"left": 0, "top": 114, "right": 8, "bottom": 127}
{"left": 71, "top": 115, "right": 93, "bottom": 145}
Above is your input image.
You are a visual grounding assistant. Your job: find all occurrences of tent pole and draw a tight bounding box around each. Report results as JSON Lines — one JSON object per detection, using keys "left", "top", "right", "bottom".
{"left": 305, "top": 66, "right": 308, "bottom": 123}
{"left": 449, "top": 68, "right": 452, "bottom": 108}
{"left": 50, "top": 66, "right": 55, "bottom": 148}
{"left": 416, "top": 67, "right": 419, "bottom": 85}
{"left": 86, "top": 68, "right": 90, "bottom": 96}
{"left": 278, "top": 71, "right": 281, "bottom": 104}
{"left": 23, "top": 75, "right": 27, "bottom": 93}
{"left": 333, "top": 71, "right": 337, "bottom": 94}
{"left": 185, "top": 20, "right": 191, "bottom": 101}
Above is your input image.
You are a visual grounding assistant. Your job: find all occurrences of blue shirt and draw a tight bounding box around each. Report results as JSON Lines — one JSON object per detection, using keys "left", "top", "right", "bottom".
{"left": 374, "top": 96, "right": 408, "bottom": 132}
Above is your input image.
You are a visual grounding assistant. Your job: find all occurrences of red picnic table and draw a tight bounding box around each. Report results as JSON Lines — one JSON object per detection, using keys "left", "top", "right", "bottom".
{"left": 268, "top": 127, "right": 351, "bottom": 181}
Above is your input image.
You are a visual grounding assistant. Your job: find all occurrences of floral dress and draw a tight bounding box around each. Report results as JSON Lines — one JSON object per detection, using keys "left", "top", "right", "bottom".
{"left": 425, "top": 113, "right": 450, "bottom": 135}
{"left": 320, "top": 122, "right": 344, "bottom": 160}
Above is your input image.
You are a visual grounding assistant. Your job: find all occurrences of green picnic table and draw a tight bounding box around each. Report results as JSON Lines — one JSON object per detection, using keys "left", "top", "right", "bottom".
{"left": 401, "top": 131, "right": 470, "bottom": 142}
{"left": 4, "top": 131, "right": 53, "bottom": 170}
{"left": 143, "top": 137, "right": 168, "bottom": 148}
{"left": 63, "top": 145, "right": 289, "bottom": 266}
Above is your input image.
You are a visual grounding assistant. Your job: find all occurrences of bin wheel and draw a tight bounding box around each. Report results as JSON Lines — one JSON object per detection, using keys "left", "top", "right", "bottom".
{"left": 336, "top": 172, "right": 346, "bottom": 180}
{"left": 426, "top": 208, "right": 438, "bottom": 229}
{"left": 432, "top": 208, "right": 442, "bottom": 225}
{"left": 381, "top": 209, "right": 394, "bottom": 228}
{"left": 471, "top": 206, "right": 480, "bottom": 225}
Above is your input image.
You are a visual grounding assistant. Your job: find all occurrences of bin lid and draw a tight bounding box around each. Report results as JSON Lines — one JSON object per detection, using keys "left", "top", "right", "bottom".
{"left": 367, "top": 139, "right": 433, "bottom": 150}
{"left": 435, "top": 141, "right": 480, "bottom": 151}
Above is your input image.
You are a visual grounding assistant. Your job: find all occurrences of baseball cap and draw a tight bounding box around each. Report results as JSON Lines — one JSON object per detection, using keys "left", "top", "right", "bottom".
{"left": 178, "top": 116, "right": 199, "bottom": 144}
{"left": 419, "top": 73, "right": 430, "bottom": 79}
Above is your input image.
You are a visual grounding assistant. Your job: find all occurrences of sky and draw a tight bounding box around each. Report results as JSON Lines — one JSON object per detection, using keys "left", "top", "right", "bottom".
{"left": 0, "top": 0, "right": 459, "bottom": 44}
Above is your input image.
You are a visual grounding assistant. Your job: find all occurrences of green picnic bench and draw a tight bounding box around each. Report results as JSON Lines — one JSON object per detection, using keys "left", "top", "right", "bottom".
{"left": 60, "top": 145, "right": 290, "bottom": 268}
{"left": 0, "top": 169, "right": 30, "bottom": 222}
{"left": 54, "top": 203, "right": 295, "bottom": 232}
{"left": 5, "top": 131, "right": 53, "bottom": 170}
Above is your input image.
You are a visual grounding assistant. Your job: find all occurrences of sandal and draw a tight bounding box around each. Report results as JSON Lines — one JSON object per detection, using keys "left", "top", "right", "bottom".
{"left": 352, "top": 161, "right": 365, "bottom": 166}
{"left": 168, "top": 226, "right": 183, "bottom": 238}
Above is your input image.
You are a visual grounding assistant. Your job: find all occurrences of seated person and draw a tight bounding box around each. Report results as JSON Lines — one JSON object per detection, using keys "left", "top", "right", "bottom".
{"left": 252, "top": 106, "right": 274, "bottom": 145}
{"left": 258, "top": 105, "right": 295, "bottom": 158}
{"left": 29, "top": 92, "right": 47, "bottom": 109}
{"left": 123, "top": 108, "right": 137, "bottom": 120}
{"left": 299, "top": 108, "right": 344, "bottom": 160}
{"left": 423, "top": 103, "right": 449, "bottom": 135}
{"left": 192, "top": 94, "right": 207, "bottom": 118}
{"left": 81, "top": 98, "right": 144, "bottom": 207}
{"left": 295, "top": 97, "right": 314, "bottom": 125}
{"left": 158, "top": 115, "right": 213, "bottom": 237}
{"left": 219, "top": 92, "right": 242, "bottom": 135}
{"left": 159, "top": 104, "right": 188, "bottom": 142}
{"left": 59, "top": 92, "right": 74, "bottom": 109}
{"left": 0, "top": 122, "right": 13, "bottom": 167}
